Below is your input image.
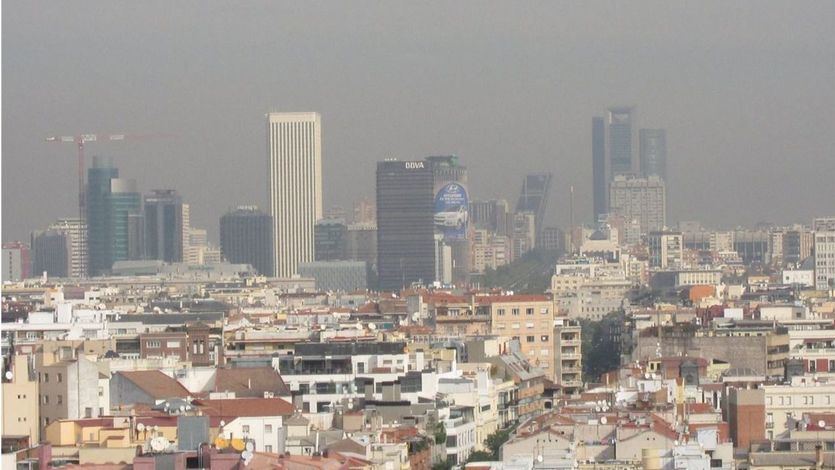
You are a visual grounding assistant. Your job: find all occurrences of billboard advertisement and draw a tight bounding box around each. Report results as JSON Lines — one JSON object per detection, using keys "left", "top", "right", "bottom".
{"left": 434, "top": 182, "right": 469, "bottom": 241}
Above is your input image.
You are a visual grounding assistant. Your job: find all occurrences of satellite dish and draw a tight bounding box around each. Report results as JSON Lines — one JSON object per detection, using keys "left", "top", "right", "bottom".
{"left": 320, "top": 325, "right": 327, "bottom": 331}
{"left": 537, "top": 455, "right": 544, "bottom": 463}
{"left": 356, "top": 322, "right": 363, "bottom": 330}
{"left": 150, "top": 437, "right": 167, "bottom": 452}
{"left": 595, "top": 406, "right": 602, "bottom": 412}
{"left": 136, "top": 423, "right": 145, "bottom": 432}
{"left": 369, "top": 323, "right": 377, "bottom": 330}
{"left": 819, "top": 420, "right": 827, "bottom": 429}
{"left": 5, "top": 371, "right": 13, "bottom": 381}
{"left": 219, "top": 420, "right": 226, "bottom": 427}
{"left": 600, "top": 417, "right": 608, "bottom": 425}
{"left": 245, "top": 441, "right": 254, "bottom": 452}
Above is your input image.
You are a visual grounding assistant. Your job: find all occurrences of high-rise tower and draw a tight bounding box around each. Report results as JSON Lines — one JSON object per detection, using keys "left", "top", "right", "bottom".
{"left": 639, "top": 128, "right": 667, "bottom": 181}
{"left": 607, "top": 106, "right": 635, "bottom": 178}
{"left": 592, "top": 116, "right": 607, "bottom": 223}
{"left": 267, "top": 112, "right": 323, "bottom": 277}
{"left": 376, "top": 160, "right": 435, "bottom": 291}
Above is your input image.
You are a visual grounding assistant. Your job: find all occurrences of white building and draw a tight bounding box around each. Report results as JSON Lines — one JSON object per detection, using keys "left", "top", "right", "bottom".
{"left": 814, "top": 229, "right": 835, "bottom": 290}
{"left": 267, "top": 112, "right": 323, "bottom": 277}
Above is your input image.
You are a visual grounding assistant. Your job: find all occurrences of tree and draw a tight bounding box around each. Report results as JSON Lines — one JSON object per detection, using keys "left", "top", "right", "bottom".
{"left": 433, "top": 422, "right": 447, "bottom": 445}
{"left": 466, "top": 450, "right": 494, "bottom": 463}
{"left": 580, "top": 310, "right": 624, "bottom": 382}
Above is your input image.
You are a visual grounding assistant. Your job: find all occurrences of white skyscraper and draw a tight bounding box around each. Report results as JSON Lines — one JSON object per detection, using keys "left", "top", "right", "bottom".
{"left": 267, "top": 112, "right": 323, "bottom": 277}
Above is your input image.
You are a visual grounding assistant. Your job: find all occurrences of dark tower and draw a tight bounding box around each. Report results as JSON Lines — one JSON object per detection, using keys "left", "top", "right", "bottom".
{"left": 592, "top": 116, "right": 607, "bottom": 223}
{"left": 376, "top": 160, "right": 435, "bottom": 291}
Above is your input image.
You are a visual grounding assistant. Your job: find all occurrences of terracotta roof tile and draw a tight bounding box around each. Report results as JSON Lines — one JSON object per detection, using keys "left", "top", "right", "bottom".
{"left": 117, "top": 370, "right": 191, "bottom": 400}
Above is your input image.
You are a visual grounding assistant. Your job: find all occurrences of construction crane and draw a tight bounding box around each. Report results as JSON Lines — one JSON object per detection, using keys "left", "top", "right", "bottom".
{"left": 44, "top": 132, "right": 168, "bottom": 277}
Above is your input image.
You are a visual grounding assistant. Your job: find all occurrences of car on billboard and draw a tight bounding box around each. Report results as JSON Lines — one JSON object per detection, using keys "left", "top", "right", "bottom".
{"left": 434, "top": 205, "right": 468, "bottom": 229}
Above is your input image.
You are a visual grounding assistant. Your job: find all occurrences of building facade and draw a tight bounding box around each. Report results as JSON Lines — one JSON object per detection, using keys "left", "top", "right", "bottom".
{"left": 143, "top": 189, "right": 185, "bottom": 263}
{"left": 219, "top": 206, "right": 274, "bottom": 276}
{"left": 267, "top": 112, "right": 323, "bottom": 277}
{"left": 639, "top": 128, "right": 667, "bottom": 181}
{"left": 376, "top": 160, "right": 435, "bottom": 291}
{"left": 609, "top": 175, "right": 666, "bottom": 235}
{"left": 608, "top": 106, "right": 635, "bottom": 178}
{"left": 592, "top": 116, "right": 607, "bottom": 223}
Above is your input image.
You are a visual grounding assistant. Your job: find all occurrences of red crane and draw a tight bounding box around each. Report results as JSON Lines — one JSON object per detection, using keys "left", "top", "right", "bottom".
{"left": 44, "top": 133, "right": 169, "bottom": 276}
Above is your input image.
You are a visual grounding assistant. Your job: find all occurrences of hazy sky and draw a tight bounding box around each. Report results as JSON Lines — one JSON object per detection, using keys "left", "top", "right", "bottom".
{"left": 4, "top": 1, "right": 834, "bottom": 243}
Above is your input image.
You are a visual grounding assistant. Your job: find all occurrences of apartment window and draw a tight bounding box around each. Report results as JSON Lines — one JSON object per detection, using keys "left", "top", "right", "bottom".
{"left": 42, "top": 395, "right": 49, "bottom": 405}
{"left": 166, "top": 341, "right": 181, "bottom": 348}
{"left": 57, "top": 394, "right": 63, "bottom": 404}
{"left": 786, "top": 397, "right": 792, "bottom": 406}
{"left": 766, "top": 396, "right": 772, "bottom": 405}
{"left": 265, "top": 445, "right": 273, "bottom": 453}
{"left": 540, "top": 307, "right": 548, "bottom": 315}
{"left": 85, "top": 407, "right": 93, "bottom": 418}
{"left": 99, "top": 387, "right": 104, "bottom": 397}
{"left": 512, "top": 323, "right": 520, "bottom": 329}
{"left": 541, "top": 335, "right": 549, "bottom": 342}
{"left": 497, "top": 309, "right": 505, "bottom": 316}
{"left": 541, "top": 349, "right": 549, "bottom": 356}
{"left": 526, "top": 336, "right": 535, "bottom": 343}
{"left": 810, "top": 361, "right": 816, "bottom": 372}
{"left": 526, "top": 308, "right": 534, "bottom": 316}
{"left": 44, "top": 373, "right": 49, "bottom": 383}
{"left": 265, "top": 425, "right": 273, "bottom": 434}
{"left": 147, "top": 340, "right": 161, "bottom": 348}
{"left": 511, "top": 308, "right": 520, "bottom": 316}
{"left": 57, "top": 373, "right": 63, "bottom": 383}
{"left": 242, "top": 425, "right": 250, "bottom": 434}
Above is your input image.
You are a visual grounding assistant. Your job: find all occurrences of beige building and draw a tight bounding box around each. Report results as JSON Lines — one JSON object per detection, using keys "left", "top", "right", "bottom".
{"left": 486, "top": 295, "right": 556, "bottom": 380}
{"left": 763, "top": 381, "right": 835, "bottom": 439}
{"left": 2, "top": 355, "right": 40, "bottom": 444}
{"left": 37, "top": 351, "right": 110, "bottom": 433}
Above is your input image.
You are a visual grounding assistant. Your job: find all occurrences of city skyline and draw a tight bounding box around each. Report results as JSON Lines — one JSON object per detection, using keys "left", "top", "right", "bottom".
{"left": 3, "top": 2, "right": 835, "bottom": 243}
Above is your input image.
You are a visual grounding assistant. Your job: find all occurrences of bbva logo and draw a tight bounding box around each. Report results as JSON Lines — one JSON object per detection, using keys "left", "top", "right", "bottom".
{"left": 405, "top": 161, "right": 425, "bottom": 169}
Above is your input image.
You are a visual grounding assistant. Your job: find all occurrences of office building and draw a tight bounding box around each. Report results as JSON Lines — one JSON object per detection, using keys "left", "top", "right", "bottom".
{"left": 108, "top": 178, "right": 143, "bottom": 268}
{"left": 592, "top": 116, "right": 607, "bottom": 223}
{"left": 515, "top": 173, "right": 552, "bottom": 245}
{"left": 608, "top": 106, "right": 635, "bottom": 177}
{"left": 86, "top": 157, "right": 119, "bottom": 276}
{"left": 470, "top": 199, "right": 510, "bottom": 236}
{"left": 30, "top": 230, "right": 70, "bottom": 278}
{"left": 376, "top": 160, "right": 435, "bottom": 291}
{"left": 143, "top": 189, "right": 185, "bottom": 263}
{"left": 346, "top": 223, "right": 377, "bottom": 270}
{"left": 314, "top": 218, "right": 347, "bottom": 261}
{"left": 298, "top": 260, "right": 369, "bottom": 292}
{"left": 219, "top": 206, "right": 274, "bottom": 276}
{"left": 639, "top": 128, "right": 667, "bottom": 180}
{"left": 608, "top": 175, "right": 666, "bottom": 234}
{"left": 267, "top": 112, "right": 323, "bottom": 277}
{"left": 2, "top": 241, "right": 30, "bottom": 281}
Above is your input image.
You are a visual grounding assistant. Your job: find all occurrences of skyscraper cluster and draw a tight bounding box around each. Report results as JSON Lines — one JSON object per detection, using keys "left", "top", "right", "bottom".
{"left": 591, "top": 106, "right": 668, "bottom": 235}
